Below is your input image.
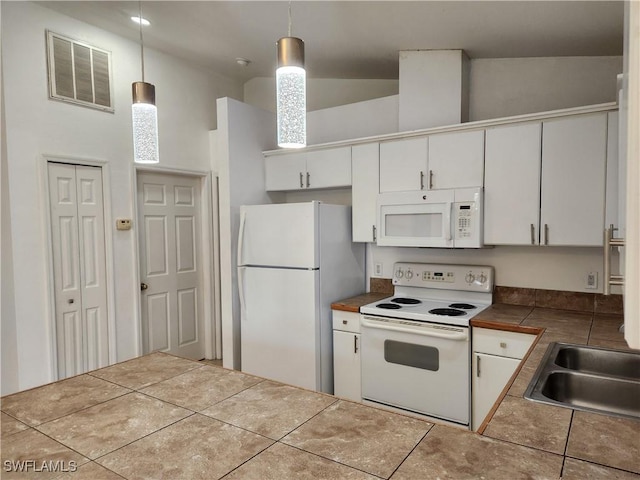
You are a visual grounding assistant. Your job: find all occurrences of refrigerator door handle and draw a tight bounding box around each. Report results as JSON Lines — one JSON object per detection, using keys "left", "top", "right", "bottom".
{"left": 238, "top": 266, "right": 247, "bottom": 316}
{"left": 237, "top": 209, "right": 247, "bottom": 265}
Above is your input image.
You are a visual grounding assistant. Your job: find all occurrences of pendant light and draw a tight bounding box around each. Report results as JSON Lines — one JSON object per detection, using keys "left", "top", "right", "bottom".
{"left": 131, "top": 1, "right": 159, "bottom": 164}
{"left": 276, "top": 2, "right": 306, "bottom": 148}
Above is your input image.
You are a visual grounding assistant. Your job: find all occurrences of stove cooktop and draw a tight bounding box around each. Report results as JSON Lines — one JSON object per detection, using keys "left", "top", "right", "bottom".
{"left": 360, "top": 295, "right": 490, "bottom": 327}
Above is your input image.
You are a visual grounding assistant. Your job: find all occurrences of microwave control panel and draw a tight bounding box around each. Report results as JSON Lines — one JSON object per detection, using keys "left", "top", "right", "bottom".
{"left": 455, "top": 204, "right": 473, "bottom": 239}
{"left": 393, "top": 262, "right": 494, "bottom": 292}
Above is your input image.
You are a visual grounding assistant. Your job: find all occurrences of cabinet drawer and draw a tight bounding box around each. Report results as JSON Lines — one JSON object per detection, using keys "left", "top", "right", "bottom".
{"left": 332, "top": 310, "right": 361, "bottom": 333}
{"left": 473, "top": 328, "right": 535, "bottom": 359}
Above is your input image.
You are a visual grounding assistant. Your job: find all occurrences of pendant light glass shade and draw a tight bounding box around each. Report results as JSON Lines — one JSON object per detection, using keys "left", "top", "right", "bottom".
{"left": 132, "top": 2, "right": 159, "bottom": 164}
{"left": 132, "top": 82, "right": 159, "bottom": 164}
{"left": 276, "top": 36, "right": 306, "bottom": 148}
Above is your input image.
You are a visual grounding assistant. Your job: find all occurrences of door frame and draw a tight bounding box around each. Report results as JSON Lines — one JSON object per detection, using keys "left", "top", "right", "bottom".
{"left": 41, "top": 155, "right": 117, "bottom": 381}
{"left": 133, "top": 166, "right": 218, "bottom": 360}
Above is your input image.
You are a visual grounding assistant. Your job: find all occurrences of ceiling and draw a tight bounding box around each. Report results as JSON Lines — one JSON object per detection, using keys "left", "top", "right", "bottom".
{"left": 39, "top": 1, "right": 624, "bottom": 83}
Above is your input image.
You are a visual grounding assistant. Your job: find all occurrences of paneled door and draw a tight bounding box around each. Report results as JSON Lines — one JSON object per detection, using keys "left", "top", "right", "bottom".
{"left": 137, "top": 172, "right": 204, "bottom": 359}
{"left": 48, "top": 163, "right": 109, "bottom": 379}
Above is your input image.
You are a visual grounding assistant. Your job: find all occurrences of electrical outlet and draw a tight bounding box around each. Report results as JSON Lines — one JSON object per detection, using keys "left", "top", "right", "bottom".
{"left": 374, "top": 263, "right": 383, "bottom": 277}
{"left": 586, "top": 271, "right": 598, "bottom": 289}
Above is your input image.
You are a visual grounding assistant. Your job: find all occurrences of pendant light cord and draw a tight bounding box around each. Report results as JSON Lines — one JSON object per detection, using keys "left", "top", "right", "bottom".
{"left": 139, "top": 1, "right": 145, "bottom": 82}
{"left": 288, "top": 0, "right": 292, "bottom": 37}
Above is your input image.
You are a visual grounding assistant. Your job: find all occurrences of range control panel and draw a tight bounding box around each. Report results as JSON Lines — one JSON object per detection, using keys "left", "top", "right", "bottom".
{"left": 392, "top": 262, "right": 494, "bottom": 293}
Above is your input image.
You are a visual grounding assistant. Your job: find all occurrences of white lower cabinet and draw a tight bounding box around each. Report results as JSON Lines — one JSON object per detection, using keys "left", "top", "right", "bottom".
{"left": 471, "top": 328, "right": 536, "bottom": 431}
{"left": 332, "top": 310, "right": 361, "bottom": 401}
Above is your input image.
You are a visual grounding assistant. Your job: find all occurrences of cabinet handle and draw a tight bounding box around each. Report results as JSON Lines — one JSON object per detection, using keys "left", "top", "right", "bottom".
{"left": 530, "top": 224, "right": 536, "bottom": 245}
{"left": 604, "top": 224, "right": 625, "bottom": 295}
{"left": 500, "top": 342, "right": 507, "bottom": 348}
{"left": 544, "top": 224, "right": 549, "bottom": 245}
{"left": 420, "top": 171, "right": 425, "bottom": 190}
{"left": 306, "top": 172, "right": 310, "bottom": 188}
{"left": 429, "top": 170, "right": 434, "bottom": 189}
{"left": 476, "top": 355, "right": 481, "bottom": 377}
{"left": 342, "top": 320, "right": 348, "bottom": 325}
{"left": 372, "top": 225, "right": 377, "bottom": 242}
{"left": 299, "top": 172, "right": 304, "bottom": 188}
{"left": 354, "top": 335, "right": 359, "bottom": 353}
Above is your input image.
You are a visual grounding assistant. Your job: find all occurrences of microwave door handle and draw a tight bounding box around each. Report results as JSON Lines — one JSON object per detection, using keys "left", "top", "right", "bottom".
{"left": 445, "top": 203, "right": 452, "bottom": 242}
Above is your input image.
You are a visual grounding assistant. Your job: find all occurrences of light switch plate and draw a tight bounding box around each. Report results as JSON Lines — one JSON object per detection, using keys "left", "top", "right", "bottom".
{"left": 586, "top": 271, "right": 598, "bottom": 289}
{"left": 374, "top": 263, "right": 383, "bottom": 276}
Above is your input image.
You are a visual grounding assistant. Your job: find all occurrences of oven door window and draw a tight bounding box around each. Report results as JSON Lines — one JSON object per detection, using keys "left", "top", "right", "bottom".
{"left": 384, "top": 340, "right": 439, "bottom": 371}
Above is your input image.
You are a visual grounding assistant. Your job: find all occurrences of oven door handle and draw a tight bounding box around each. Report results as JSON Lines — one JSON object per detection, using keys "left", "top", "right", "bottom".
{"left": 361, "top": 317, "right": 468, "bottom": 341}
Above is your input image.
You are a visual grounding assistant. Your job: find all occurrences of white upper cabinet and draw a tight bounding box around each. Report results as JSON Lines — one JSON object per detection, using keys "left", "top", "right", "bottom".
{"left": 379, "top": 137, "right": 427, "bottom": 192}
{"left": 352, "top": 143, "right": 380, "bottom": 243}
{"left": 484, "top": 112, "right": 611, "bottom": 247}
{"left": 428, "top": 130, "right": 485, "bottom": 189}
{"left": 265, "top": 153, "right": 306, "bottom": 191}
{"left": 379, "top": 131, "right": 484, "bottom": 193}
{"left": 265, "top": 146, "right": 352, "bottom": 191}
{"left": 484, "top": 122, "right": 542, "bottom": 245}
{"left": 541, "top": 112, "right": 607, "bottom": 246}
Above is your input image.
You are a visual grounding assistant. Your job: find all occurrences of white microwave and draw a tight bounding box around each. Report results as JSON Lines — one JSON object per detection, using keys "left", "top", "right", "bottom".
{"left": 377, "top": 188, "right": 483, "bottom": 248}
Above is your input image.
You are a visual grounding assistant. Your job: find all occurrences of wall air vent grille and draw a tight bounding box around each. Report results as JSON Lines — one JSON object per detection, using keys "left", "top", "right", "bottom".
{"left": 46, "top": 30, "right": 114, "bottom": 112}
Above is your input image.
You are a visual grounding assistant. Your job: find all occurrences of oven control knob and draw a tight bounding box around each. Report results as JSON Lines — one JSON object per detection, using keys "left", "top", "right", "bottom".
{"left": 406, "top": 269, "right": 414, "bottom": 280}
{"left": 478, "top": 273, "right": 488, "bottom": 284}
{"left": 465, "top": 273, "right": 475, "bottom": 284}
{"left": 395, "top": 268, "right": 404, "bottom": 279}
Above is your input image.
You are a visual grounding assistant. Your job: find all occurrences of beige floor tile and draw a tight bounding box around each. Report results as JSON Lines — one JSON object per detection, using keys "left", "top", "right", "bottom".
{"left": 37, "top": 392, "right": 191, "bottom": 459}
{"left": 566, "top": 411, "right": 640, "bottom": 474}
{"left": 201, "top": 380, "right": 336, "bottom": 440}
{"left": 141, "top": 365, "right": 262, "bottom": 411}
{"left": 483, "top": 396, "right": 572, "bottom": 455}
{"left": 562, "top": 458, "right": 640, "bottom": 479}
{"left": 53, "top": 461, "right": 125, "bottom": 480}
{"left": 224, "top": 442, "right": 377, "bottom": 480}
{"left": 97, "top": 414, "right": 273, "bottom": 480}
{"left": 2, "top": 412, "right": 29, "bottom": 438}
{"left": 1, "top": 375, "right": 130, "bottom": 426}
{"left": 89, "top": 352, "right": 201, "bottom": 390}
{"left": 391, "top": 424, "right": 563, "bottom": 480}
{"left": 282, "top": 400, "right": 432, "bottom": 478}
{"left": 1, "top": 428, "right": 89, "bottom": 479}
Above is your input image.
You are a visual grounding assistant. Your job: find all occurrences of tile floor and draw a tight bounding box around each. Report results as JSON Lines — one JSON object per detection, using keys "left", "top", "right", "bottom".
{"left": 2, "top": 351, "right": 639, "bottom": 479}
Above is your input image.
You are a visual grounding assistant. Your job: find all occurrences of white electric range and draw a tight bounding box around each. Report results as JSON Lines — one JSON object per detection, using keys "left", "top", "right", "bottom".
{"left": 360, "top": 262, "right": 494, "bottom": 427}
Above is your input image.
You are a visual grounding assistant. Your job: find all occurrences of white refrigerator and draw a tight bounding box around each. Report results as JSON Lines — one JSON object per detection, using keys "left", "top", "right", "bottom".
{"left": 237, "top": 201, "right": 365, "bottom": 393}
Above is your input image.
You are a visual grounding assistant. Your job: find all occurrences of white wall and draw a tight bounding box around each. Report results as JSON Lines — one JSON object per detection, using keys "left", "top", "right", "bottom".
{"left": 367, "top": 245, "right": 618, "bottom": 294}
{"left": 244, "top": 77, "right": 399, "bottom": 113}
{"left": 470, "top": 56, "right": 623, "bottom": 121}
{"left": 1, "top": 2, "right": 243, "bottom": 392}
{"left": 216, "top": 97, "right": 282, "bottom": 370}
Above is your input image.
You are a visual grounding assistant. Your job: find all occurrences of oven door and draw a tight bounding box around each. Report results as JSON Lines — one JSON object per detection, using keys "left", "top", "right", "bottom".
{"left": 360, "top": 315, "right": 470, "bottom": 425}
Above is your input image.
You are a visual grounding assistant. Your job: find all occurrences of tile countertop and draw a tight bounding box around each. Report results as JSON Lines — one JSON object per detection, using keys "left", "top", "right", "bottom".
{"left": 331, "top": 298, "right": 640, "bottom": 478}
{"left": 2, "top": 305, "right": 638, "bottom": 479}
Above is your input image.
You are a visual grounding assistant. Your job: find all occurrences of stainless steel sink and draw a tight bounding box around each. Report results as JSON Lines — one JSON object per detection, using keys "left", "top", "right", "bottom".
{"left": 554, "top": 345, "right": 640, "bottom": 378}
{"left": 525, "top": 343, "right": 640, "bottom": 420}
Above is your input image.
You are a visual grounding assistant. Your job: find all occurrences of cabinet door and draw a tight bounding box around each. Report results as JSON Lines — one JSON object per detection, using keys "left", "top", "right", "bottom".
{"left": 541, "top": 113, "right": 607, "bottom": 246}
{"left": 428, "top": 130, "right": 485, "bottom": 189}
{"left": 484, "top": 123, "right": 542, "bottom": 245}
{"left": 265, "top": 153, "right": 306, "bottom": 191}
{"left": 333, "top": 330, "right": 361, "bottom": 402}
{"left": 472, "top": 352, "right": 520, "bottom": 431}
{"left": 305, "top": 147, "right": 352, "bottom": 189}
{"left": 379, "top": 137, "right": 428, "bottom": 192}
{"left": 352, "top": 143, "right": 379, "bottom": 242}
{"left": 605, "top": 111, "right": 619, "bottom": 230}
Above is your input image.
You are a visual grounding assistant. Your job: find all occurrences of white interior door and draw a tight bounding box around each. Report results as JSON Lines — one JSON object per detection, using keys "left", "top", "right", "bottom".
{"left": 48, "top": 163, "right": 109, "bottom": 379}
{"left": 137, "top": 172, "right": 204, "bottom": 359}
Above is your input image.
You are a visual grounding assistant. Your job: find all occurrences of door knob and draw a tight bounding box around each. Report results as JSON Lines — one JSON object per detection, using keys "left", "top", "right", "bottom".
{"left": 141, "top": 282, "right": 149, "bottom": 291}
